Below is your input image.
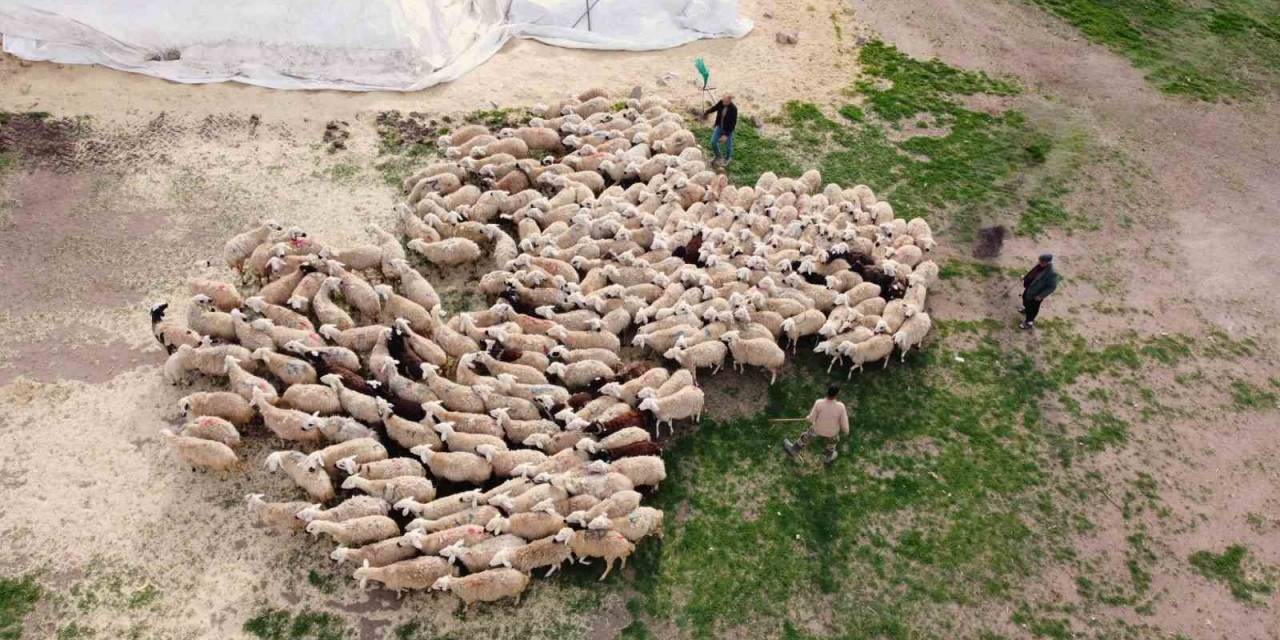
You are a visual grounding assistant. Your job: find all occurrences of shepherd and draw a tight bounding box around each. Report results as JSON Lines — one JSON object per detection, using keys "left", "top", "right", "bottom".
{"left": 702, "top": 94, "right": 738, "bottom": 168}
{"left": 781, "top": 385, "right": 849, "bottom": 464}
{"left": 1019, "top": 253, "right": 1059, "bottom": 330}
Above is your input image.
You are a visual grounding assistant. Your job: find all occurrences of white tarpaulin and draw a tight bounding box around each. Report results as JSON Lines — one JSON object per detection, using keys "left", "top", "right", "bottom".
{"left": 0, "top": 0, "right": 752, "bottom": 91}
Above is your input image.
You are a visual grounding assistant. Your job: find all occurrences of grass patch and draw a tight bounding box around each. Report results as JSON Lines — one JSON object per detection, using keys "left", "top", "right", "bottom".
{"left": 244, "top": 608, "right": 350, "bottom": 640}
{"left": 0, "top": 576, "right": 41, "bottom": 640}
{"left": 1188, "top": 544, "right": 1274, "bottom": 602}
{"left": 697, "top": 41, "right": 1091, "bottom": 239}
{"left": 1027, "top": 0, "right": 1280, "bottom": 100}
{"left": 1228, "top": 379, "right": 1279, "bottom": 409}
{"left": 306, "top": 570, "right": 338, "bottom": 595}
{"left": 621, "top": 319, "right": 1223, "bottom": 636}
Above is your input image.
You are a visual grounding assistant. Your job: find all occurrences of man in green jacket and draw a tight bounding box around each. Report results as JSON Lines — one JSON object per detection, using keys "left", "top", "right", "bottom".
{"left": 1019, "top": 253, "right": 1059, "bottom": 330}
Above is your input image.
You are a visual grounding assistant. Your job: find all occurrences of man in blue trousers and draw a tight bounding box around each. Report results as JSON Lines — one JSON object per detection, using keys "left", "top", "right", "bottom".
{"left": 703, "top": 94, "right": 738, "bottom": 168}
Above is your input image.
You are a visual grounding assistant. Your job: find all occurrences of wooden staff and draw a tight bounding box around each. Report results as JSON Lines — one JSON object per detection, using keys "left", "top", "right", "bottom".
{"left": 768, "top": 418, "right": 809, "bottom": 422}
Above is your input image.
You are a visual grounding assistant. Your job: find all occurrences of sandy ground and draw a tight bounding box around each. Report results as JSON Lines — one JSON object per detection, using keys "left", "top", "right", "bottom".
{"left": 1, "top": 0, "right": 1278, "bottom": 637}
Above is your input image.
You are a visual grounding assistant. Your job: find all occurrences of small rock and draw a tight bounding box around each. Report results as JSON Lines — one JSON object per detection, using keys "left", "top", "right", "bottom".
{"left": 855, "top": 36, "right": 868, "bottom": 46}
{"left": 629, "top": 85, "right": 642, "bottom": 99}
{"left": 762, "top": 9, "right": 774, "bottom": 18}
{"left": 776, "top": 31, "right": 799, "bottom": 45}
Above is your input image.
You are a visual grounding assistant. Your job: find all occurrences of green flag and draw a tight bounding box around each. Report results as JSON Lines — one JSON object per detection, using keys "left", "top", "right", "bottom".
{"left": 694, "top": 57, "right": 710, "bottom": 88}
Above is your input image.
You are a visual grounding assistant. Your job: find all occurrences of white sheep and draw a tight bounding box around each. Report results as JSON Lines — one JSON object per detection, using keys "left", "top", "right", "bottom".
{"left": 297, "top": 495, "right": 391, "bottom": 523}
{"left": 411, "top": 447, "right": 493, "bottom": 484}
{"left": 432, "top": 568, "right": 531, "bottom": 607}
{"left": 306, "top": 515, "right": 400, "bottom": 546}
{"left": 637, "top": 385, "right": 704, "bottom": 434}
{"left": 892, "top": 311, "right": 932, "bottom": 361}
{"left": 608, "top": 456, "right": 666, "bottom": 489}
{"left": 407, "top": 237, "right": 482, "bottom": 267}
{"left": 568, "top": 529, "right": 635, "bottom": 580}
{"left": 331, "top": 536, "right": 417, "bottom": 567}
{"left": 721, "top": 331, "right": 786, "bottom": 383}
{"left": 159, "top": 428, "right": 238, "bottom": 473}
{"left": 439, "top": 535, "right": 528, "bottom": 573}
{"left": 354, "top": 556, "right": 456, "bottom": 597}
{"left": 244, "top": 494, "right": 311, "bottom": 533}
{"left": 177, "top": 416, "right": 241, "bottom": 448}
{"left": 342, "top": 474, "right": 436, "bottom": 503}
{"left": 265, "top": 450, "right": 334, "bottom": 502}
{"left": 489, "top": 528, "right": 575, "bottom": 577}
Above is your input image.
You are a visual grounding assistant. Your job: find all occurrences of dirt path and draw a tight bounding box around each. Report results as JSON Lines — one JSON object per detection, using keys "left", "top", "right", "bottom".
{"left": 849, "top": 1, "right": 1280, "bottom": 638}
{"left": 848, "top": 0, "right": 1280, "bottom": 336}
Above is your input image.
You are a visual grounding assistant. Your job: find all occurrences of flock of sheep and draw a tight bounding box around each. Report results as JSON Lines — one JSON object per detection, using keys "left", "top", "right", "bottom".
{"left": 149, "top": 89, "right": 937, "bottom": 607}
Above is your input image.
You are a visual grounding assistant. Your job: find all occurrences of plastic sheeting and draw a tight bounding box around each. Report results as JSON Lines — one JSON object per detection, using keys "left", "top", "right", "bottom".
{"left": 0, "top": 0, "right": 752, "bottom": 91}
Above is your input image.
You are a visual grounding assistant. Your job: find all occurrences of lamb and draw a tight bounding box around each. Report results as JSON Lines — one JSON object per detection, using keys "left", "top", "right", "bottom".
{"left": 320, "top": 374, "right": 381, "bottom": 423}
{"left": 609, "top": 456, "right": 666, "bottom": 489}
{"left": 342, "top": 474, "right": 437, "bottom": 503}
{"left": 432, "top": 422, "right": 504, "bottom": 455}
{"left": 485, "top": 501, "right": 566, "bottom": 540}
{"left": 307, "top": 438, "right": 387, "bottom": 475}
{"left": 179, "top": 391, "right": 254, "bottom": 426}
{"left": 265, "top": 450, "right": 334, "bottom": 502}
{"left": 411, "top": 447, "right": 493, "bottom": 484}
{"left": 781, "top": 309, "right": 827, "bottom": 350}
{"left": 395, "top": 490, "right": 482, "bottom": 521}
{"left": 565, "top": 490, "right": 643, "bottom": 525}
{"left": 841, "top": 334, "right": 896, "bottom": 375}
{"left": 331, "top": 536, "right": 418, "bottom": 568}
{"left": 335, "top": 457, "right": 424, "bottom": 480}
{"left": 661, "top": 341, "right": 727, "bottom": 380}
{"left": 354, "top": 556, "right": 456, "bottom": 596}
{"left": 306, "top": 515, "right": 400, "bottom": 546}
{"left": 547, "top": 325, "right": 621, "bottom": 352}
{"left": 489, "top": 528, "right": 574, "bottom": 576}
{"left": 407, "top": 505, "right": 500, "bottom": 534}
{"left": 159, "top": 428, "right": 238, "bottom": 473}
{"left": 431, "top": 568, "right": 531, "bottom": 607}
{"left": 637, "top": 385, "right": 704, "bottom": 433}
{"left": 245, "top": 494, "right": 311, "bottom": 533}
{"left": 244, "top": 296, "right": 313, "bottom": 331}
{"left": 420, "top": 365, "right": 486, "bottom": 414}
{"left": 280, "top": 383, "right": 342, "bottom": 415}
{"left": 149, "top": 302, "right": 201, "bottom": 354}
{"left": 407, "top": 237, "right": 482, "bottom": 267}
{"left": 892, "top": 311, "right": 932, "bottom": 361}
{"left": 251, "top": 348, "right": 317, "bottom": 386}
{"left": 568, "top": 528, "right": 635, "bottom": 580}
{"left": 297, "top": 495, "right": 391, "bottom": 523}
{"left": 575, "top": 427, "right": 650, "bottom": 455}
{"left": 548, "top": 345, "right": 623, "bottom": 370}
{"left": 489, "top": 410, "right": 559, "bottom": 444}
{"left": 225, "top": 355, "right": 277, "bottom": 404}
{"left": 404, "top": 524, "right": 490, "bottom": 554}
{"left": 178, "top": 416, "right": 242, "bottom": 448}
{"left": 253, "top": 388, "right": 322, "bottom": 443}
{"left": 589, "top": 506, "right": 665, "bottom": 542}
{"left": 720, "top": 331, "right": 786, "bottom": 384}
{"left": 224, "top": 220, "right": 282, "bottom": 271}
{"left": 439, "top": 535, "right": 528, "bottom": 573}
{"left": 422, "top": 401, "right": 502, "bottom": 438}
{"left": 545, "top": 360, "right": 615, "bottom": 390}
{"left": 305, "top": 414, "right": 378, "bottom": 444}
{"left": 475, "top": 443, "right": 548, "bottom": 477}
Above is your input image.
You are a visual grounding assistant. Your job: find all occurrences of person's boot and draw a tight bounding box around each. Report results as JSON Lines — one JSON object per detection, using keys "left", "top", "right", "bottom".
{"left": 823, "top": 448, "right": 838, "bottom": 465}
{"left": 782, "top": 439, "right": 800, "bottom": 457}
{"left": 1020, "top": 320, "right": 1035, "bottom": 330}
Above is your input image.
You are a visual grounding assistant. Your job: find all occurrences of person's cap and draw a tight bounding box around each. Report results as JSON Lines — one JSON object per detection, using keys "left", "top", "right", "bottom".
{"left": 1038, "top": 253, "right": 1053, "bottom": 262}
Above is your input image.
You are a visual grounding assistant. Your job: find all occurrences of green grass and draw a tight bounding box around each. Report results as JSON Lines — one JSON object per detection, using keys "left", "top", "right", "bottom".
{"left": 1228, "top": 379, "right": 1279, "bottom": 409}
{"left": 0, "top": 576, "right": 40, "bottom": 640}
{"left": 244, "top": 608, "right": 350, "bottom": 640}
{"left": 697, "top": 41, "right": 1090, "bottom": 240}
{"left": 614, "top": 318, "right": 1233, "bottom": 637}
{"left": 1027, "top": 0, "right": 1280, "bottom": 100}
{"left": 1188, "top": 545, "right": 1274, "bottom": 602}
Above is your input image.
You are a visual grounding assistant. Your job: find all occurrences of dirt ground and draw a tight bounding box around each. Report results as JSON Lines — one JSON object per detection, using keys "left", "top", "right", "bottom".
{"left": 1, "top": 0, "right": 1278, "bottom": 637}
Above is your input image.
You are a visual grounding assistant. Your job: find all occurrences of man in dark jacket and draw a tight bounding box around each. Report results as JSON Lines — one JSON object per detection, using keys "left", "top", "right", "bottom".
{"left": 1019, "top": 253, "right": 1059, "bottom": 329}
{"left": 702, "top": 94, "right": 738, "bottom": 167}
